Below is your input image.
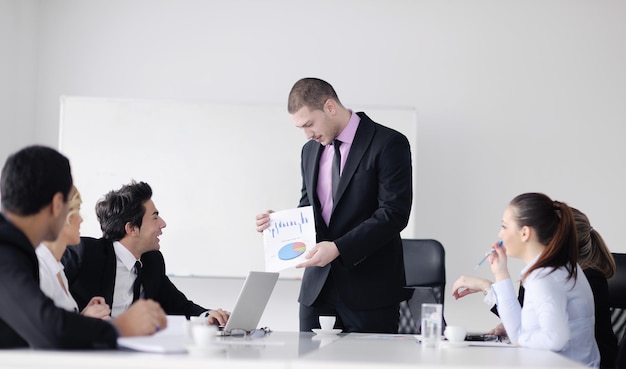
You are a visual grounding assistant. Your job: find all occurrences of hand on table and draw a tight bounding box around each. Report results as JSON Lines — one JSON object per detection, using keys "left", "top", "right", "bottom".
{"left": 114, "top": 299, "right": 167, "bottom": 337}
{"left": 487, "top": 323, "right": 507, "bottom": 336}
{"left": 206, "top": 308, "right": 230, "bottom": 326}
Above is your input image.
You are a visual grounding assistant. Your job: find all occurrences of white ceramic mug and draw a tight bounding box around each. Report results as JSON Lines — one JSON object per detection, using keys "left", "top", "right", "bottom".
{"left": 319, "top": 316, "right": 336, "bottom": 331}
{"left": 444, "top": 326, "right": 466, "bottom": 342}
{"left": 192, "top": 324, "right": 217, "bottom": 346}
{"left": 185, "top": 315, "right": 209, "bottom": 340}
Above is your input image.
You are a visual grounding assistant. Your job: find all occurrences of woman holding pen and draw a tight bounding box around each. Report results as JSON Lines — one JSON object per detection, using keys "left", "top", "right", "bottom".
{"left": 453, "top": 205, "right": 617, "bottom": 368}
{"left": 453, "top": 193, "right": 600, "bottom": 367}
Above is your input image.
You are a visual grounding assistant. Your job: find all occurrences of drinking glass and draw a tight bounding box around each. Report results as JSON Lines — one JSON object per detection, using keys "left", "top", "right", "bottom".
{"left": 421, "top": 303, "right": 442, "bottom": 348}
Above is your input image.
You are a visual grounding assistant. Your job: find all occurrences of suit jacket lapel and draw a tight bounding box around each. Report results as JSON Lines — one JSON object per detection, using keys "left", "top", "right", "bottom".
{"left": 303, "top": 142, "right": 330, "bottom": 235}
{"left": 306, "top": 143, "right": 324, "bottom": 210}
{"left": 140, "top": 254, "right": 156, "bottom": 299}
{"left": 332, "top": 114, "right": 375, "bottom": 210}
{"left": 102, "top": 241, "right": 117, "bottom": 306}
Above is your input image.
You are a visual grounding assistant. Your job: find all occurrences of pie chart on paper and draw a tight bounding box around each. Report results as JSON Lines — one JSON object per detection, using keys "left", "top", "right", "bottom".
{"left": 278, "top": 242, "right": 307, "bottom": 260}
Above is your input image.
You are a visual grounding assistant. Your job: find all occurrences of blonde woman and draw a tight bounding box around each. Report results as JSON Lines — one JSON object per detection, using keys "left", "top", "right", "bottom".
{"left": 36, "top": 186, "right": 111, "bottom": 319}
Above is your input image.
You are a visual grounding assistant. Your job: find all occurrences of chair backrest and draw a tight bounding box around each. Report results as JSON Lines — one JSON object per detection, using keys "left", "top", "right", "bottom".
{"left": 403, "top": 239, "right": 446, "bottom": 304}
{"left": 398, "top": 239, "right": 446, "bottom": 334}
{"left": 608, "top": 253, "right": 626, "bottom": 308}
{"left": 608, "top": 253, "right": 626, "bottom": 344}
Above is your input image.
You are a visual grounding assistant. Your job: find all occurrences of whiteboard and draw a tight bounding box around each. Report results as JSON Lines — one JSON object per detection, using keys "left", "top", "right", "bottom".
{"left": 59, "top": 97, "right": 417, "bottom": 278}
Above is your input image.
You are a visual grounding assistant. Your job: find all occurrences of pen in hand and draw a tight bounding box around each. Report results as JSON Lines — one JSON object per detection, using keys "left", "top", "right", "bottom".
{"left": 474, "top": 241, "right": 503, "bottom": 270}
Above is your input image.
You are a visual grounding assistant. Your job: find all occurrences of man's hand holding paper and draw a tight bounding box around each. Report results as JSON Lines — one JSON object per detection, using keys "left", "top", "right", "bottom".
{"left": 257, "top": 206, "right": 316, "bottom": 272}
{"left": 295, "top": 241, "right": 339, "bottom": 268}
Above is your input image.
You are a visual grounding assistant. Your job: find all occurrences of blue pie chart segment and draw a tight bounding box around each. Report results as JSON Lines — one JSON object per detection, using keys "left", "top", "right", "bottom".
{"left": 278, "top": 242, "right": 307, "bottom": 260}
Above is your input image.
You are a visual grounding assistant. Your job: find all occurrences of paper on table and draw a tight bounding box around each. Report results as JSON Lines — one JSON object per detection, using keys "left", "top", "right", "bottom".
{"left": 118, "top": 334, "right": 188, "bottom": 353}
{"left": 117, "top": 315, "right": 189, "bottom": 353}
{"left": 263, "top": 206, "right": 315, "bottom": 272}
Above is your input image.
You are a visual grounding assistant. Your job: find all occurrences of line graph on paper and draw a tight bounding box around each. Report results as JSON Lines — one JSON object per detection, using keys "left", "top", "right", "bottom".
{"left": 263, "top": 206, "right": 315, "bottom": 272}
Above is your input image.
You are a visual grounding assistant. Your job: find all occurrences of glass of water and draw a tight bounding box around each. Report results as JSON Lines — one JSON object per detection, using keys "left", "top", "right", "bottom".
{"left": 421, "top": 303, "right": 443, "bottom": 348}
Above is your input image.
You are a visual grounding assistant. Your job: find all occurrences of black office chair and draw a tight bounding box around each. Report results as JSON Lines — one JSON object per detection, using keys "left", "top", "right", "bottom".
{"left": 608, "top": 253, "right": 626, "bottom": 345}
{"left": 398, "top": 239, "right": 446, "bottom": 334}
{"left": 617, "top": 337, "right": 626, "bottom": 369}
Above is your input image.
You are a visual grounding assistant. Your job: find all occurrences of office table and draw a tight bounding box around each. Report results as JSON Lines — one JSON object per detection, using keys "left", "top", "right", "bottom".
{"left": 0, "top": 332, "right": 586, "bottom": 369}
{"left": 295, "top": 333, "right": 585, "bottom": 369}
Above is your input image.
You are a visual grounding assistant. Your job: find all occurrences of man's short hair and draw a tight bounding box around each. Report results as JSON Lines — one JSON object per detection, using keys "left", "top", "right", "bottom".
{"left": 96, "top": 181, "right": 153, "bottom": 241}
{"left": 287, "top": 77, "right": 341, "bottom": 114}
{"left": 1, "top": 145, "right": 73, "bottom": 215}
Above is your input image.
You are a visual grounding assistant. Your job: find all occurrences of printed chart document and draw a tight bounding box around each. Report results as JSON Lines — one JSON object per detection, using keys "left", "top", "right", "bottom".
{"left": 263, "top": 206, "right": 315, "bottom": 272}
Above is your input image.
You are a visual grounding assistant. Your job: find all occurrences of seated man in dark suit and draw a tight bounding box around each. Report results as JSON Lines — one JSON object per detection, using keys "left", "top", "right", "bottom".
{"left": 0, "top": 146, "right": 167, "bottom": 349}
{"left": 62, "top": 181, "right": 229, "bottom": 325}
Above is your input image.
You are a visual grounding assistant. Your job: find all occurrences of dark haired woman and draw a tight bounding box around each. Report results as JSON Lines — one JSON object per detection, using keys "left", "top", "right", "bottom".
{"left": 488, "top": 193, "right": 599, "bottom": 367}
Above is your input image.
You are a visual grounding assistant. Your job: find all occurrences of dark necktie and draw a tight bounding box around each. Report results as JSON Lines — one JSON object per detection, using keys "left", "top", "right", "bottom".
{"left": 332, "top": 139, "right": 342, "bottom": 200}
{"left": 132, "top": 260, "right": 143, "bottom": 302}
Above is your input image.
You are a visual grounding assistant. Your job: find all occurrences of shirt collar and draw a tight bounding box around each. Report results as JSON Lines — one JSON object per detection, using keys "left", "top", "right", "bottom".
{"left": 520, "top": 252, "right": 542, "bottom": 277}
{"left": 335, "top": 110, "right": 360, "bottom": 145}
{"left": 113, "top": 241, "right": 140, "bottom": 271}
{"left": 36, "top": 244, "right": 63, "bottom": 274}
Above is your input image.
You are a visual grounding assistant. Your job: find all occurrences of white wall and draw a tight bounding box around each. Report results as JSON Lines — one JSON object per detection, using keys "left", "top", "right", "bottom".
{"left": 58, "top": 98, "right": 418, "bottom": 279}
{"left": 2, "top": 0, "right": 626, "bottom": 332}
{"left": 0, "top": 0, "right": 38, "bottom": 163}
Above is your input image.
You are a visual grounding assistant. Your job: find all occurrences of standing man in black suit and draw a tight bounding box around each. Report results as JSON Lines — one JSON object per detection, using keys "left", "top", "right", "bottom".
{"left": 0, "top": 145, "right": 167, "bottom": 349}
{"left": 256, "top": 78, "right": 413, "bottom": 333}
{"left": 63, "top": 181, "right": 230, "bottom": 325}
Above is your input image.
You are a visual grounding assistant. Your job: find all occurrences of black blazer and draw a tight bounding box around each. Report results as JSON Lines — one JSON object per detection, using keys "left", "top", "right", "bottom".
{"left": 62, "top": 237, "right": 207, "bottom": 317}
{"left": 298, "top": 112, "right": 413, "bottom": 310}
{"left": 585, "top": 268, "right": 618, "bottom": 369}
{"left": 0, "top": 215, "right": 117, "bottom": 349}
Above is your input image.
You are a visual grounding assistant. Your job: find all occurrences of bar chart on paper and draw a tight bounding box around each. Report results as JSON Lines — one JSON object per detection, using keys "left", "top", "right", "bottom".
{"left": 263, "top": 206, "right": 315, "bottom": 272}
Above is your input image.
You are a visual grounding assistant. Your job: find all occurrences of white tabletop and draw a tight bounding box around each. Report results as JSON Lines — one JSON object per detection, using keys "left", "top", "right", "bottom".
{"left": 296, "top": 333, "right": 584, "bottom": 368}
{"left": 0, "top": 332, "right": 586, "bottom": 369}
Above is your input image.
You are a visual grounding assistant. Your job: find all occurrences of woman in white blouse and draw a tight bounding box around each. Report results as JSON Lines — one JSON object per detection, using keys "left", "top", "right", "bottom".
{"left": 37, "top": 186, "right": 111, "bottom": 319}
{"left": 483, "top": 193, "right": 599, "bottom": 367}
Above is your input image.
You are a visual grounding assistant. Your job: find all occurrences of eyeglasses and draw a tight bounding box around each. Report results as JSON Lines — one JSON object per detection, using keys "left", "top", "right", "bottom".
{"left": 229, "top": 327, "right": 272, "bottom": 338}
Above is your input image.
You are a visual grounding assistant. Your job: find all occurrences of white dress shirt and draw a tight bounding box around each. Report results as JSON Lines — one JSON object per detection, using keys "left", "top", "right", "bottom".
{"left": 109, "top": 242, "right": 210, "bottom": 319}
{"left": 111, "top": 241, "right": 141, "bottom": 318}
{"left": 492, "top": 254, "right": 600, "bottom": 368}
{"left": 36, "top": 244, "right": 79, "bottom": 313}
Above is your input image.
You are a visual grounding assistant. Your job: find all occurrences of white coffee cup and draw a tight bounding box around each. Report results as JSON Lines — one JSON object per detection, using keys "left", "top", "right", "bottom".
{"left": 192, "top": 323, "right": 217, "bottom": 346}
{"left": 319, "top": 316, "right": 336, "bottom": 331}
{"left": 444, "top": 326, "right": 466, "bottom": 342}
{"left": 185, "top": 316, "right": 209, "bottom": 340}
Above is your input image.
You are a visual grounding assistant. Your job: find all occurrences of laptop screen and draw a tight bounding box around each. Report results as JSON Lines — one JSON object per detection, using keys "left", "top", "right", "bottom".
{"left": 220, "top": 271, "right": 279, "bottom": 334}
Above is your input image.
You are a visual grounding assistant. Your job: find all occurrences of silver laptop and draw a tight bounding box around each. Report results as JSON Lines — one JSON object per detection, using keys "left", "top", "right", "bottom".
{"left": 217, "top": 271, "right": 279, "bottom": 336}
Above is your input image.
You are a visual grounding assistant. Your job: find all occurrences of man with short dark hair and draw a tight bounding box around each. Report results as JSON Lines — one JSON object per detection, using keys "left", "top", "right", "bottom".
{"left": 63, "top": 181, "right": 229, "bottom": 325}
{"left": 0, "top": 145, "right": 167, "bottom": 349}
{"left": 256, "top": 78, "right": 413, "bottom": 333}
